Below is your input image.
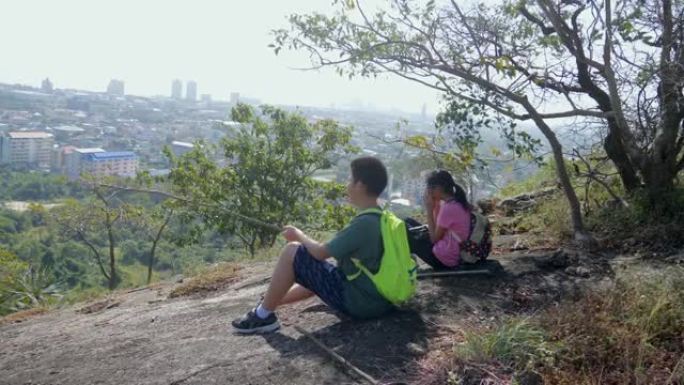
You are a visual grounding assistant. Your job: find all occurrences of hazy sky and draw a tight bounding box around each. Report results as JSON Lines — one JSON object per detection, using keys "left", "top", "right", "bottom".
{"left": 0, "top": 0, "right": 441, "bottom": 114}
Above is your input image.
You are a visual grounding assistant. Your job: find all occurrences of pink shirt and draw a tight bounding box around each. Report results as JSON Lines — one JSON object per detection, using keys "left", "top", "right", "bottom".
{"left": 432, "top": 201, "right": 471, "bottom": 267}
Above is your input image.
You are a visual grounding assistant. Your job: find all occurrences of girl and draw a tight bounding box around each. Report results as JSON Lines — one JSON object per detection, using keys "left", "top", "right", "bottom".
{"left": 406, "top": 170, "right": 471, "bottom": 270}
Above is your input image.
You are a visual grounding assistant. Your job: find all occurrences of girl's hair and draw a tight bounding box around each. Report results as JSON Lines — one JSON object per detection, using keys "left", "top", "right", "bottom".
{"left": 426, "top": 170, "right": 470, "bottom": 209}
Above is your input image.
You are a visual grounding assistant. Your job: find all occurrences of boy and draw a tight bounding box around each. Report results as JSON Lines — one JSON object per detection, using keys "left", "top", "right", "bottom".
{"left": 232, "top": 156, "right": 394, "bottom": 333}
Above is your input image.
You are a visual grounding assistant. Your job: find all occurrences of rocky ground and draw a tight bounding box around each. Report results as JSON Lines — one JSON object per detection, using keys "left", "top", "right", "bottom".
{"left": 0, "top": 234, "right": 643, "bottom": 385}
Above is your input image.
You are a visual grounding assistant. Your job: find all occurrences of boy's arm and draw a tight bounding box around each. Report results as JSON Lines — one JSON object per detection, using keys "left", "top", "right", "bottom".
{"left": 282, "top": 226, "right": 330, "bottom": 261}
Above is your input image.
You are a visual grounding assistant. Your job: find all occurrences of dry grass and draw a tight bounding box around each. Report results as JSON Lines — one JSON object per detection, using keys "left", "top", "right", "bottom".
{"left": 77, "top": 298, "right": 121, "bottom": 314}
{"left": 169, "top": 263, "right": 242, "bottom": 298}
{"left": 538, "top": 268, "right": 684, "bottom": 385}
{"left": 417, "top": 267, "right": 684, "bottom": 385}
{"left": 0, "top": 306, "right": 48, "bottom": 326}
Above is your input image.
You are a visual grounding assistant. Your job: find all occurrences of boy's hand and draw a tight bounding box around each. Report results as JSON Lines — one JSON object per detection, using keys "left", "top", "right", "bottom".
{"left": 281, "top": 226, "right": 304, "bottom": 242}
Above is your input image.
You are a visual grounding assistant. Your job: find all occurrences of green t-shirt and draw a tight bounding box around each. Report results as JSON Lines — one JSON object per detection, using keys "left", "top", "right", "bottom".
{"left": 325, "top": 210, "right": 395, "bottom": 319}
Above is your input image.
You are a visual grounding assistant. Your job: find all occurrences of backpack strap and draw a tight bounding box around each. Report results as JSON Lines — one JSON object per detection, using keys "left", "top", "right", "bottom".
{"left": 357, "top": 207, "right": 383, "bottom": 217}
{"left": 447, "top": 229, "right": 463, "bottom": 244}
{"left": 345, "top": 207, "right": 384, "bottom": 281}
{"left": 468, "top": 212, "right": 488, "bottom": 242}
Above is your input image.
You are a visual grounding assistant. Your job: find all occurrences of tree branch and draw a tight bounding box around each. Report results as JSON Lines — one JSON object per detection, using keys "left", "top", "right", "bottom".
{"left": 97, "top": 184, "right": 282, "bottom": 233}
{"left": 601, "top": 0, "right": 635, "bottom": 151}
{"left": 572, "top": 148, "right": 627, "bottom": 206}
{"left": 450, "top": 0, "right": 491, "bottom": 81}
{"left": 519, "top": 6, "right": 556, "bottom": 36}
{"left": 76, "top": 230, "right": 110, "bottom": 280}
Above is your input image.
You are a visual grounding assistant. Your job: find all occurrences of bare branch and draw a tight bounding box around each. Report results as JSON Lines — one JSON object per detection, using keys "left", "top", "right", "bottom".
{"left": 76, "top": 231, "right": 110, "bottom": 280}
{"left": 518, "top": 6, "right": 556, "bottom": 35}
{"left": 572, "top": 148, "right": 627, "bottom": 206}
{"left": 97, "top": 184, "right": 282, "bottom": 233}
{"left": 602, "top": 0, "right": 635, "bottom": 150}
{"left": 450, "top": 0, "right": 491, "bottom": 81}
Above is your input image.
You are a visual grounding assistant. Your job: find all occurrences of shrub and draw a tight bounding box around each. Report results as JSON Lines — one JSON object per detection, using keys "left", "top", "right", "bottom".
{"left": 515, "top": 195, "right": 573, "bottom": 241}
{"left": 587, "top": 188, "right": 684, "bottom": 250}
{"left": 0, "top": 266, "right": 62, "bottom": 315}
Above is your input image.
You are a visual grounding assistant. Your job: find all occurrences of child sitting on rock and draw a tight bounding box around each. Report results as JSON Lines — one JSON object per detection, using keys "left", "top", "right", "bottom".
{"left": 405, "top": 170, "right": 472, "bottom": 270}
{"left": 232, "top": 157, "right": 398, "bottom": 334}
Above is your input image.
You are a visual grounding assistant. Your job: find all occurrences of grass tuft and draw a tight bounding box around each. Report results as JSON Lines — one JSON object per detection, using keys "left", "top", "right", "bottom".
{"left": 0, "top": 306, "right": 48, "bottom": 326}
{"left": 456, "top": 318, "right": 556, "bottom": 370}
{"left": 169, "top": 262, "right": 241, "bottom": 298}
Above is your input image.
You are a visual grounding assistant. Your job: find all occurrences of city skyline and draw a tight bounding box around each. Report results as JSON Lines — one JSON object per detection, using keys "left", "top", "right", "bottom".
{"left": 0, "top": 0, "right": 441, "bottom": 115}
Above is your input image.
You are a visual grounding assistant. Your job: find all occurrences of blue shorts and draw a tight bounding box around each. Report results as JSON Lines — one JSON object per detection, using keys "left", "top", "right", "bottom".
{"left": 293, "top": 246, "right": 348, "bottom": 315}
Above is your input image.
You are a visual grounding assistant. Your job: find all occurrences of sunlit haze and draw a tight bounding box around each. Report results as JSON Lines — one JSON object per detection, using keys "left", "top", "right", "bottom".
{"left": 1, "top": 0, "right": 441, "bottom": 114}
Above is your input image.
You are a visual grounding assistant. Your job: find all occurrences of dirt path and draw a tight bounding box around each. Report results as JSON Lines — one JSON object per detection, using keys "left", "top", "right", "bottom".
{"left": 0, "top": 242, "right": 612, "bottom": 385}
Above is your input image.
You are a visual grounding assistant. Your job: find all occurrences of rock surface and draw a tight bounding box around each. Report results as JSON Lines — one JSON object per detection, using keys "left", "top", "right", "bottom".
{"left": 0, "top": 242, "right": 615, "bottom": 385}
{"left": 497, "top": 188, "right": 558, "bottom": 216}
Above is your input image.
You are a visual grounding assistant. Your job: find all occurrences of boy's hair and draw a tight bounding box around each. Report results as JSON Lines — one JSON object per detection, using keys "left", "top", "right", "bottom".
{"left": 350, "top": 156, "right": 388, "bottom": 197}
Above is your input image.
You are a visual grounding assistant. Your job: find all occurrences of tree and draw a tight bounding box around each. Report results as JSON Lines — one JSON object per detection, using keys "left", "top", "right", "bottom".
{"left": 0, "top": 168, "right": 85, "bottom": 201}
{"left": 165, "top": 104, "right": 357, "bottom": 256}
{"left": 51, "top": 186, "right": 130, "bottom": 290}
{"left": 128, "top": 205, "right": 174, "bottom": 284}
{"left": 272, "top": 0, "right": 684, "bottom": 240}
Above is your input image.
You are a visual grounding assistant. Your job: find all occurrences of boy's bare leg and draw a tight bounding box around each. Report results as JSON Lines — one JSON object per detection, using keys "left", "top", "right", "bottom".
{"left": 261, "top": 242, "right": 300, "bottom": 311}
{"left": 279, "top": 284, "right": 315, "bottom": 306}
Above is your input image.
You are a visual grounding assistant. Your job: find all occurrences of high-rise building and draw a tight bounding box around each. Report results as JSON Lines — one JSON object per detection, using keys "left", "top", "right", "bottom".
{"left": 230, "top": 92, "right": 240, "bottom": 104}
{"left": 200, "top": 94, "right": 212, "bottom": 103}
{"left": 0, "top": 131, "right": 54, "bottom": 167}
{"left": 107, "top": 79, "right": 125, "bottom": 96}
{"left": 172, "top": 79, "right": 183, "bottom": 99}
{"left": 186, "top": 81, "right": 197, "bottom": 101}
{"left": 41, "top": 78, "right": 54, "bottom": 93}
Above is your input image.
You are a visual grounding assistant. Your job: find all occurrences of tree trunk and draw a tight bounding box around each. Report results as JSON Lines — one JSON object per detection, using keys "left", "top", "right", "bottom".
{"left": 147, "top": 248, "right": 155, "bottom": 285}
{"left": 642, "top": 158, "right": 677, "bottom": 210}
{"left": 548, "top": 136, "right": 590, "bottom": 241}
{"left": 525, "top": 103, "right": 595, "bottom": 245}
{"left": 106, "top": 216, "right": 117, "bottom": 290}
{"left": 641, "top": 0, "right": 683, "bottom": 209}
{"left": 604, "top": 129, "right": 641, "bottom": 191}
{"left": 147, "top": 213, "right": 172, "bottom": 285}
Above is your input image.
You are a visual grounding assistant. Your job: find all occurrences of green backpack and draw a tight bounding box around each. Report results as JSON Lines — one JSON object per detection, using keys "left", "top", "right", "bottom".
{"left": 347, "top": 208, "right": 417, "bottom": 305}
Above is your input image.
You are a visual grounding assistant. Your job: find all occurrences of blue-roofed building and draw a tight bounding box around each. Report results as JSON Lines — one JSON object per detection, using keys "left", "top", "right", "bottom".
{"left": 64, "top": 148, "right": 138, "bottom": 179}
{"left": 84, "top": 151, "right": 136, "bottom": 161}
{"left": 81, "top": 151, "right": 138, "bottom": 178}
{"left": 64, "top": 147, "right": 103, "bottom": 180}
